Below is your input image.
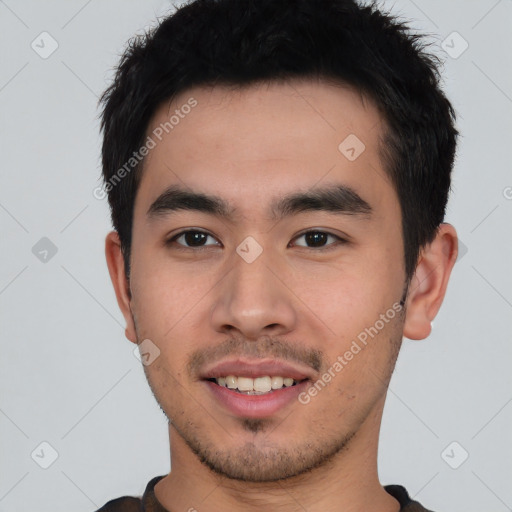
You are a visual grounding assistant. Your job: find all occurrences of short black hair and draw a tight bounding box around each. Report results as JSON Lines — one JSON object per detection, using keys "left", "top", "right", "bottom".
{"left": 99, "top": 0, "right": 458, "bottom": 281}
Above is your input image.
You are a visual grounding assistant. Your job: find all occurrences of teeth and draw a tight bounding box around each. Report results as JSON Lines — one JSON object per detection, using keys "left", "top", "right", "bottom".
{"left": 225, "top": 375, "right": 237, "bottom": 389}
{"left": 237, "top": 376, "right": 254, "bottom": 392}
{"left": 213, "top": 375, "right": 300, "bottom": 393}
{"left": 283, "top": 377, "right": 294, "bottom": 387}
{"left": 254, "top": 376, "right": 272, "bottom": 393}
{"left": 271, "top": 376, "right": 284, "bottom": 389}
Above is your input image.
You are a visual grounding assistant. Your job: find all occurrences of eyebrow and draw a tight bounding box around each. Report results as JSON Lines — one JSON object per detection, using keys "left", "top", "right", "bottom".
{"left": 147, "top": 183, "right": 372, "bottom": 222}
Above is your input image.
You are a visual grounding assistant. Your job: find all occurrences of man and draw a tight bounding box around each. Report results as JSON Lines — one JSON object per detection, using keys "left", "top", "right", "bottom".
{"left": 97, "top": 0, "right": 458, "bottom": 510}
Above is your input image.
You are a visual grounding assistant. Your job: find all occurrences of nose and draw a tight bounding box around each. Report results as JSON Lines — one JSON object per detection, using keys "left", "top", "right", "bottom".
{"left": 210, "top": 246, "right": 297, "bottom": 340}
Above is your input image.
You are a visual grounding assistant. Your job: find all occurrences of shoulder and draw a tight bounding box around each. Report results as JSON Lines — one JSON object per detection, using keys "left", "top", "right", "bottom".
{"left": 94, "top": 496, "right": 142, "bottom": 512}
{"left": 385, "top": 484, "right": 436, "bottom": 512}
{"left": 93, "top": 475, "right": 167, "bottom": 512}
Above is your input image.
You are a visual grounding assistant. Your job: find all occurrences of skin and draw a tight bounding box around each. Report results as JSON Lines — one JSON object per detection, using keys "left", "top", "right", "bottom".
{"left": 105, "top": 79, "right": 458, "bottom": 512}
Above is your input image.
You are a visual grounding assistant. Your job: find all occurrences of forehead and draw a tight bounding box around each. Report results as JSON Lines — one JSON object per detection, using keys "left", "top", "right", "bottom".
{"left": 135, "top": 79, "right": 395, "bottom": 220}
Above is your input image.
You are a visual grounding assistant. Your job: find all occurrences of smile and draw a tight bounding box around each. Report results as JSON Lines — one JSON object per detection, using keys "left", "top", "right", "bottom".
{"left": 208, "top": 375, "right": 304, "bottom": 395}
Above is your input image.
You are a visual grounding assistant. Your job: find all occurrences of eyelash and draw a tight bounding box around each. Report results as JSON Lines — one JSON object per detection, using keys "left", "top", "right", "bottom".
{"left": 165, "top": 229, "right": 348, "bottom": 252}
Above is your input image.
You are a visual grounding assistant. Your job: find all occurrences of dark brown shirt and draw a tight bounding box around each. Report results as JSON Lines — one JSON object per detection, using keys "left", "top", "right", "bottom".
{"left": 95, "top": 475, "right": 434, "bottom": 511}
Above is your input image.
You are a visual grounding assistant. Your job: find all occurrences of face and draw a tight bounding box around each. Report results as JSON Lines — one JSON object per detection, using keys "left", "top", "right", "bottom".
{"left": 125, "top": 79, "right": 408, "bottom": 481}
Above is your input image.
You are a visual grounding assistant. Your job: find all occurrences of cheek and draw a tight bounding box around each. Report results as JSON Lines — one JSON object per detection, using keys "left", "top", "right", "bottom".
{"left": 129, "top": 246, "right": 210, "bottom": 340}
{"left": 321, "top": 314, "right": 402, "bottom": 404}
{"left": 288, "top": 256, "right": 404, "bottom": 386}
{"left": 291, "top": 258, "right": 399, "bottom": 327}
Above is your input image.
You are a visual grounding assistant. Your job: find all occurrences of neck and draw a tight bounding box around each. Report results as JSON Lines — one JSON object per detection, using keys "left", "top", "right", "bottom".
{"left": 155, "top": 396, "right": 400, "bottom": 512}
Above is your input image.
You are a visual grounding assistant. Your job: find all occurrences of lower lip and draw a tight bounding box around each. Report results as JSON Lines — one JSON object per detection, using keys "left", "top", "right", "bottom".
{"left": 204, "top": 380, "right": 309, "bottom": 418}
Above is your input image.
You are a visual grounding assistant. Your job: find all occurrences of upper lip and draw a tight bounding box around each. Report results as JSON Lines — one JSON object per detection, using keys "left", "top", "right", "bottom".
{"left": 200, "top": 358, "right": 315, "bottom": 381}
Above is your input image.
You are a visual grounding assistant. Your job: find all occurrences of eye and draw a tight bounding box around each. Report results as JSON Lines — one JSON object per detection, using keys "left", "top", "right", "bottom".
{"left": 290, "top": 230, "right": 346, "bottom": 250}
{"left": 167, "top": 229, "right": 221, "bottom": 249}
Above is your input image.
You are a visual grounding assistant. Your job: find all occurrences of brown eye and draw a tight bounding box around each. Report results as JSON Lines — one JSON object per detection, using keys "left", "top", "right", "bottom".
{"left": 292, "top": 230, "right": 345, "bottom": 249}
{"left": 168, "top": 230, "right": 220, "bottom": 248}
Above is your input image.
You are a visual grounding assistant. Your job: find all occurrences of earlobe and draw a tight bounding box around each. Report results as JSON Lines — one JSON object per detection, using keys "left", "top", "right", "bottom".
{"left": 104, "top": 231, "right": 138, "bottom": 344}
{"left": 403, "top": 223, "right": 458, "bottom": 341}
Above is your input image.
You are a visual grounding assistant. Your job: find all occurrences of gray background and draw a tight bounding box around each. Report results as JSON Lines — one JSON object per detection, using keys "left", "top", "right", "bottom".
{"left": 1, "top": 0, "right": 511, "bottom": 510}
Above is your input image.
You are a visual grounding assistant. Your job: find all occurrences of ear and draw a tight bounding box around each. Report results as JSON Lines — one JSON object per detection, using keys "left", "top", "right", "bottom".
{"left": 403, "top": 223, "right": 458, "bottom": 340}
{"left": 105, "top": 231, "right": 137, "bottom": 344}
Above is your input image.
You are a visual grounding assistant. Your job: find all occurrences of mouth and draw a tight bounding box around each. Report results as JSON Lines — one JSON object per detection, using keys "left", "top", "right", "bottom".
{"left": 203, "top": 376, "right": 310, "bottom": 418}
{"left": 205, "top": 375, "right": 307, "bottom": 395}
{"left": 200, "top": 359, "right": 314, "bottom": 418}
